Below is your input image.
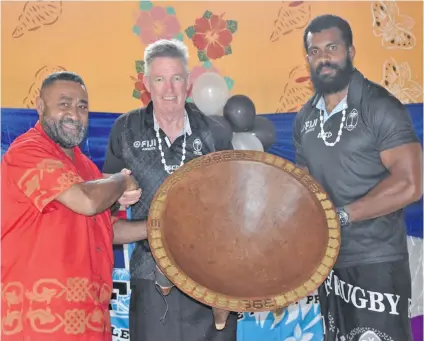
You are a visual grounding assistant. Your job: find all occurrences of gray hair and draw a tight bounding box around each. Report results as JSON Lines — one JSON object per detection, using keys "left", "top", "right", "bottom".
{"left": 144, "top": 39, "right": 189, "bottom": 76}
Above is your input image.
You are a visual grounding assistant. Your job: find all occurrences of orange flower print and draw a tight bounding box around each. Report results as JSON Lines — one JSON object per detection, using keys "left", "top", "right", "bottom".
{"left": 186, "top": 11, "right": 238, "bottom": 62}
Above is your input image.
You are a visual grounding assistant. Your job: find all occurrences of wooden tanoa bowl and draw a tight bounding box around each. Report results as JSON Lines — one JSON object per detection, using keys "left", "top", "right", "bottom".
{"left": 148, "top": 150, "right": 340, "bottom": 312}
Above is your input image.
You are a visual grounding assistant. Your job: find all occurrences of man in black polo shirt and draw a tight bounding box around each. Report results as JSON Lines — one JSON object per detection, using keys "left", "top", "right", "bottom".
{"left": 103, "top": 39, "right": 236, "bottom": 341}
{"left": 293, "top": 15, "right": 422, "bottom": 341}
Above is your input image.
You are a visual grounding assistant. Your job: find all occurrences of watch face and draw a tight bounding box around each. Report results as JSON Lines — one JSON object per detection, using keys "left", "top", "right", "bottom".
{"left": 338, "top": 211, "right": 348, "bottom": 226}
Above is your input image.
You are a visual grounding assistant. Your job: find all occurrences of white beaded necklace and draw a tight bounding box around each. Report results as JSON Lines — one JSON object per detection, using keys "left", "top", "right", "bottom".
{"left": 318, "top": 104, "right": 347, "bottom": 147}
{"left": 153, "top": 113, "right": 187, "bottom": 174}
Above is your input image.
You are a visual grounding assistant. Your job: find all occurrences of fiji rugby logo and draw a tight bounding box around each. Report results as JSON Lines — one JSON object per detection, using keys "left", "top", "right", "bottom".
{"left": 193, "top": 138, "right": 203, "bottom": 156}
{"left": 345, "top": 109, "right": 359, "bottom": 131}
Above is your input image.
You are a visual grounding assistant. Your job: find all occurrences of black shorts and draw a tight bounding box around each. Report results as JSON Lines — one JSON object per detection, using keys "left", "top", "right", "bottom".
{"left": 129, "top": 279, "right": 237, "bottom": 341}
{"left": 318, "top": 259, "right": 413, "bottom": 341}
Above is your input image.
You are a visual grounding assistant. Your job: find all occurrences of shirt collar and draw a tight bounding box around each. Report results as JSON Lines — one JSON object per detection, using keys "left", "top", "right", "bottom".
{"left": 145, "top": 101, "right": 194, "bottom": 136}
{"left": 315, "top": 95, "right": 348, "bottom": 116}
{"left": 153, "top": 109, "right": 192, "bottom": 136}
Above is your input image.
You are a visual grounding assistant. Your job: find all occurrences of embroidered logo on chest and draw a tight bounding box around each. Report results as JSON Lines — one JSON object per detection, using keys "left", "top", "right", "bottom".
{"left": 317, "top": 131, "right": 332, "bottom": 139}
{"left": 193, "top": 138, "right": 203, "bottom": 156}
{"left": 345, "top": 109, "right": 359, "bottom": 131}
{"left": 301, "top": 118, "right": 318, "bottom": 134}
{"left": 315, "top": 108, "right": 360, "bottom": 141}
{"left": 133, "top": 139, "right": 157, "bottom": 151}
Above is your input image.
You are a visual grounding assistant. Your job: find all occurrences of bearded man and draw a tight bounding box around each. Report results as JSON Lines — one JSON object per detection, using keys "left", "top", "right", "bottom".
{"left": 1, "top": 71, "right": 146, "bottom": 341}
{"left": 293, "top": 14, "right": 422, "bottom": 341}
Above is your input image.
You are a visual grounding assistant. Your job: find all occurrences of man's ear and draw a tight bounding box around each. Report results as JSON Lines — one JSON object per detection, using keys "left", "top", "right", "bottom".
{"left": 186, "top": 72, "right": 192, "bottom": 92}
{"left": 35, "top": 97, "right": 44, "bottom": 118}
{"left": 349, "top": 45, "right": 356, "bottom": 60}
{"left": 143, "top": 75, "right": 150, "bottom": 93}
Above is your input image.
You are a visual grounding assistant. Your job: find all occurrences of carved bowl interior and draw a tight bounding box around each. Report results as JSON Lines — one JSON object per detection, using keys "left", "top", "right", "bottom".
{"left": 148, "top": 151, "right": 340, "bottom": 312}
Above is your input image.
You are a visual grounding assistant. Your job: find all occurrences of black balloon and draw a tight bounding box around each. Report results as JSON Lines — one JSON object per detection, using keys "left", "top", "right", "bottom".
{"left": 207, "top": 115, "right": 233, "bottom": 146}
{"left": 223, "top": 95, "right": 256, "bottom": 132}
{"left": 250, "top": 116, "right": 276, "bottom": 151}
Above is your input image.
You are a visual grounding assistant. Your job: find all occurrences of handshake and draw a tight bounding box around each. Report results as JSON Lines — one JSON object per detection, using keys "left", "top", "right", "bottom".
{"left": 104, "top": 168, "right": 142, "bottom": 208}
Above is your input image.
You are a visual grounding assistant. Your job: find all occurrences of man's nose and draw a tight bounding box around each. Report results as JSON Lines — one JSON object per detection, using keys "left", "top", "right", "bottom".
{"left": 316, "top": 49, "right": 331, "bottom": 63}
{"left": 67, "top": 105, "right": 81, "bottom": 120}
{"left": 164, "top": 79, "right": 175, "bottom": 92}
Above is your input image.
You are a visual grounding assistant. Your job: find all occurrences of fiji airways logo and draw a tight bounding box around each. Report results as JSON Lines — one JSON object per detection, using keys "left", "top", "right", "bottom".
{"left": 301, "top": 119, "right": 317, "bottom": 134}
{"left": 133, "top": 139, "right": 156, "bottom": 151}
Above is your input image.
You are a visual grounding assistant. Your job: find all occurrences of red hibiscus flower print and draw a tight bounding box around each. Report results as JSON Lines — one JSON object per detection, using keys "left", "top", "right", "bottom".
{"left": 131, "top": 61, "right": 151, "bottom": 106}
{"left": 186, "top": 11, "right": 238, "bottom": 62}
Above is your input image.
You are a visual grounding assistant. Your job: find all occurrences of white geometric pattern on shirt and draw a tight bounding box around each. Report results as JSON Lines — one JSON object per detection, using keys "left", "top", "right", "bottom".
{"left": 349, "top": 327, "right": 393, "bottom": 341}
{"left": 327, "top": 312, "right": 336, "bottom": 332}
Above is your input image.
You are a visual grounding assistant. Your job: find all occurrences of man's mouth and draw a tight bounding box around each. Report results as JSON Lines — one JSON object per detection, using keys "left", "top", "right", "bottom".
{"left": 162, "top": 96, "right": 177, "bottom": 101}
{"left": 61, "top": 123, "right": 79, "bottom": 132}
{"left": 320, "top": 66, "right": 336, "bottom": 74}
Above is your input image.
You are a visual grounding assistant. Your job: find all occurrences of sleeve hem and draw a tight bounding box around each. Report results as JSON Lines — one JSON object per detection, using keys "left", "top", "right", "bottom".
{"left": 36, "top": 174, "right": 84, "bottom": 212}
{"left": 377, "top": 137, "right": 420, "bottom": 153}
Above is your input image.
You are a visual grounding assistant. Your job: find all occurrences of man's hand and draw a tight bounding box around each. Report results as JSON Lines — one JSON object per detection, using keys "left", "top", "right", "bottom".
{"left": 56, "top": 170, "right": 139, "bottom": 216}
{"left": 120, "top": 168, "right": 141, "bottom": 207}
{"left": 103, "top": 169, "right": 141, "bottom": 208}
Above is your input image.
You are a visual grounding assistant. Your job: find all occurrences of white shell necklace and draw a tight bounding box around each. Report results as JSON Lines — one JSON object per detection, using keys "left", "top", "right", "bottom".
{"left": 318, "top": 104, "right": 347, "bottom": 147}
{"left": 153, "top": 113, "right": 187, "bottom": 174}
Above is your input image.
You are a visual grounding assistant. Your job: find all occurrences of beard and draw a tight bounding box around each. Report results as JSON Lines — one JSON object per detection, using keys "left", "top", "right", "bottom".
{"left": 41, "top": 114, "right": 87, "bottom": 149}
{"left": 310, "top": 57, "right": 354, "bottom": 94}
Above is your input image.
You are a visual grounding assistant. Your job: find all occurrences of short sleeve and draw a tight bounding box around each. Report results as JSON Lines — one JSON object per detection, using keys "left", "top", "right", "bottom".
{"left": 372, "top": 98, "right": 420, "bottom": 152}
{"left": 215, "top": 137, "right": 234, "bottom": 151}
{"left": 3, "top": 143, "right": 83, "bottom": 212}
{"left": 103, "top": 116, "right": 127, "bottom": 174}
{"left": 293, "top": 112, "right": 308, "bottom": 168}
{"left": 204, "top": 115, "right": 234, "bottom": 151}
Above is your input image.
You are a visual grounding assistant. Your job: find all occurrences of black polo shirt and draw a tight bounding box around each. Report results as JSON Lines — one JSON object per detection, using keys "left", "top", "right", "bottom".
{"left": 103, "top": 102, "right": 232, "bottom": 279}
{"left": 293, "top": 69, "right": 419, "bottom": 268}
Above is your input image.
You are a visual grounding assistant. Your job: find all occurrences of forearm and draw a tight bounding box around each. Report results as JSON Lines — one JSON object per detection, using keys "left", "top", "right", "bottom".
{"left": 80, "top": 173, "right": 129, "bottom": 214}
{"left": 346, "top": 174, "right": 421, "bottom": 223}
{"left": 113, "top": 220, "right": 147, "bottom": 244}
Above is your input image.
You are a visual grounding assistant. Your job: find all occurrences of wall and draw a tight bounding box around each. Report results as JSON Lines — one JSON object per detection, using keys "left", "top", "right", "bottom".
{"left": 1, "top": 0, "right": 423, "bottom": 114}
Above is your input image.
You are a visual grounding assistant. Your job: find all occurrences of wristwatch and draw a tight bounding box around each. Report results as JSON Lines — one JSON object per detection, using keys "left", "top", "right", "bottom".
{"left": 336, "top": 207, "right": 350, "bottom": 227}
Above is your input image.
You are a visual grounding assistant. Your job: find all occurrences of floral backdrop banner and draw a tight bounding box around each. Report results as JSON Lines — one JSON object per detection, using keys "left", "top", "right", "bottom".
{"left": 1, "top": 1, "right": 422, "bottom": 114}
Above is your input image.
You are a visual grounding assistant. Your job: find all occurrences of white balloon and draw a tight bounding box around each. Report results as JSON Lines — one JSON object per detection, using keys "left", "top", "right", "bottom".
{"left": 231, "top": 132, "right": 264, "bottom": 152}
{"left": 191, "top": 72, "right": 229, "bottom": 116}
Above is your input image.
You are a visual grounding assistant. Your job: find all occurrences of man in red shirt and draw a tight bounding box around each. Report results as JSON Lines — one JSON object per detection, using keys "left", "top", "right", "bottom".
{"left": 1, "top": 71, "right": 147, "bottom": 341}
